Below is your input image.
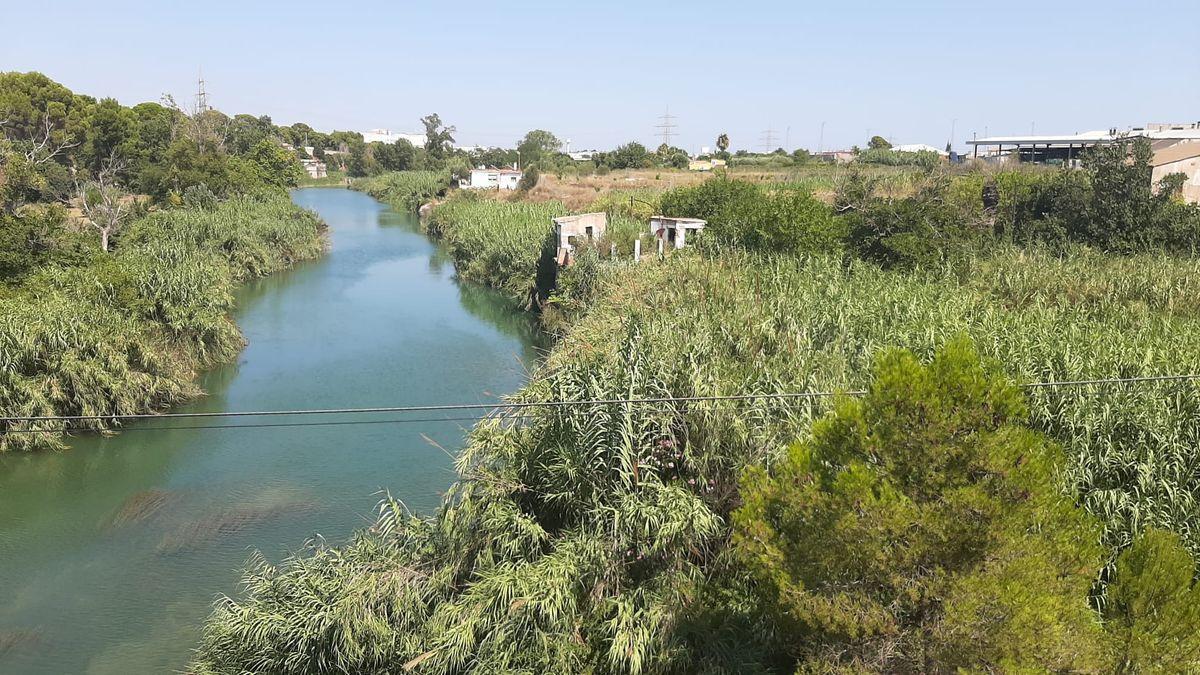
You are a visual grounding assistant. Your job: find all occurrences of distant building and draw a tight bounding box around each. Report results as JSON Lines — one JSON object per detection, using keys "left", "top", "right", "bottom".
{"left": 568, "top": 150, "right": 599, "bottom": 161}
{"left": 301, "top": 159, "right": 327, "bottom": 179}
{"left": 688, "top": 158, "right": 727, "bottom": 171}
{"left": 965, "top": 122, "right": 1200, "bottom": 164}
{"left": 1152, "top": 141, "right": 1200, "bottom": 204}
{"left": 462, "top": 166, "right": 523, "bottom": 190}
{"left": 553, "top": 212, "right": 607, "bottom": 265}
{"left": 891, "top": 143, "right": 948, "bottom": 156}
{"left": 816, "top": 150, "right": 855, "bottom": 163}
{"left": 361, "top": 128, "right": 427, "bottom": 146}
{"left": 650, "top": 216, "right": 706, "bottom": 249}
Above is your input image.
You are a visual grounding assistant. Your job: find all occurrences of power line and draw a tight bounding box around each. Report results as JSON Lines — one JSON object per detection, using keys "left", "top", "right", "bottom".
{"left": 4, "top": 373, "right": 1199, "bottom": 427}
{"left": 760, "top": 125, "right": 778, "bottom": 153}
{"left": 654, "top": 107, "right": 677, "bottom": 147}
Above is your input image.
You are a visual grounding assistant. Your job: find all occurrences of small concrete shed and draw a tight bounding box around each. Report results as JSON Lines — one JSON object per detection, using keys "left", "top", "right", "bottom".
{"left": 553, "top": 212, "right": 608, "bottom": 265}
{"left": 649, "top": 216, "right": 706, "bottom": 249}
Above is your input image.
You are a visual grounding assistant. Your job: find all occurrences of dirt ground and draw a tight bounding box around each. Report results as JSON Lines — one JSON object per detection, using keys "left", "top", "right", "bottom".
{"left": 523, "top": 168, "right": 792, "bottom": 210}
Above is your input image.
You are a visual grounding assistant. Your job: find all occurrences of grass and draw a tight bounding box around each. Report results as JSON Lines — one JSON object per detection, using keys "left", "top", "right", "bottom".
{"left": 425, "top": 194, "right": 565, "bottom": 305}
{"left": 195, "top": 242, "right": 1200, "bottom": 673}
{"left": 352, "top": 171, "right": 450, "bottom": 211}
{"left": 0, "top": 194, "right": 326, "bottom": 451}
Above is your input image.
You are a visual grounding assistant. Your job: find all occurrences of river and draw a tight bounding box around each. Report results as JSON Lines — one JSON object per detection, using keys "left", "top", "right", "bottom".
{"left": 0, "top": 188, "right": 542, "bottom": 673}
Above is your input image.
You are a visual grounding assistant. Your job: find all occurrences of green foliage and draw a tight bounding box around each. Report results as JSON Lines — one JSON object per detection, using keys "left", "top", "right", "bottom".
{"left": 352, "top": 170, "right": 449, "bottom": 212}
{"left": 421, "top": 113, "right": 455, "bottom": 160}
{"left": 661, "top": 178, "right": 845, "bottom": 254}
{"left": 840, "top": 175, "right": 985, "bottom": 269}
{"left": 1105, "top": 529, "right": 1200, "bottom": 673}
{"left": 1007, "top": 138, "right": 1200, "bottom": 252}
{"left": 856, "top": 147, "right": 941, "bottom": 169}
{"left": 0, "top": 194, "right": 325, "bottom": 451}
{"left": 867, "top": 135, "right": 892, "bottom": 150}
{"left": 516, "top": 164, "right": 539, "bottom": 192}
{"left": 425, "top": 195, "right": 564, "bottom": 303}
{"left": 0, "top": 71, "right": 355, "bottom": 203}
{"left": 733, "top": 339, "right": 1107, "bottom": 671}
{"left": 197, "top": 245, "right": 1200, "bottom": 672}
{"left": 596, "top": 141, "right": 650, "bottom": 170}
{"left": 516, "top": 129, "right": 561, "bottom": 169}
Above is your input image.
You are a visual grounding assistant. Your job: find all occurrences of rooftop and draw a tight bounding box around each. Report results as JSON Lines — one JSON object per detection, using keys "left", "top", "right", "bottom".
{"left": 969, "top": 124, "right": 1200, "bottom": 147}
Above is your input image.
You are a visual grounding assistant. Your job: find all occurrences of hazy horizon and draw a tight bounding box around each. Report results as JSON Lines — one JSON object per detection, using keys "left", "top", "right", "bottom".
{"left": 3, "top": 0, "right": 1197, "bottom": 154}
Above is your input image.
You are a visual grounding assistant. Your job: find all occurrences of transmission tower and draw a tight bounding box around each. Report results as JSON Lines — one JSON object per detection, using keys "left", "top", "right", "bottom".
{"left": 655, "top": 107, "right": 678, "bottom": 148}
{"left": 759, "top": 125, "right": 778, "bottom": 153}
{"left": 195, "top": 70, "right": 210, "bottom": 114}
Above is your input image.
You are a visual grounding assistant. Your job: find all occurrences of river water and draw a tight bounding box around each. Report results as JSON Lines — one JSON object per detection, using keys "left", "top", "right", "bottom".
{"left": 0, "top": 188, "right": 541, "bottom": 673}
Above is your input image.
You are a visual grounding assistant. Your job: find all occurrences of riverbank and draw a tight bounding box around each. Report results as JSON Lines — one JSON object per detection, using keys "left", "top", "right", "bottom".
{"left": 196, "top": 170, "right": 1200, "bottom": 672}
{"left": 0, "top": 193, "right": 327, "bottom": 451}
{"left": 0, "top": 188, "right": 541, "bottom": 674}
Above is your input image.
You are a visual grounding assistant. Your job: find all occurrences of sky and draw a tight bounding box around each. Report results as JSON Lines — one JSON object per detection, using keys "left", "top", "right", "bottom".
{"left": 3, "top": 0, "right": 1198, "bottom": 154}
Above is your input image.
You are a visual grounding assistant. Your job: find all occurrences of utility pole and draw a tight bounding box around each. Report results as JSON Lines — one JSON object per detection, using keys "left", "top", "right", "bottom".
{"left": 195, "top": 69, "right": 209, "bottom": 115}
{"left": 818, "top": 121, "right": 826, "bottom": 153}
{"left": 784, "top": 126, "right": 791, "bottom": 152}
{"left": 759, "top": 124, "right": 778, "bottom": 153}
{"left": 655, "top": 107, "right": 678, "bottom": 148}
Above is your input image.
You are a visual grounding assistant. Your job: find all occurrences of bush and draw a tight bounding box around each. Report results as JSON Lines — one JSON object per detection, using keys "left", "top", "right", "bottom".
{"left": 182, "top": 183, "right": 218, "bottom": 211}
{"left": 661, "top": 178, "right": 844, "bottom": 255}
{"left": 516, "top": 165, "right": 539, "bottom": 192}
{"left": 734, "top": 338, "right": 1108, "bottom": 671}
{"left": 352, "top": 170, "right": 449, "bottom": 211}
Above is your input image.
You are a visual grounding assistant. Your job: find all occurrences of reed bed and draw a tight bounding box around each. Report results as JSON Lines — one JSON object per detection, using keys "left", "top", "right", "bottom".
{"left": 426, "top": 196, "right": 565, "bottom": 303}
{"left": 0, "top": 195, "right": 326, "bottom": 451}
{"left": 352, "top": 171, "right": 449, "bottom": 211}
{"left": 197, "top": 243, "right": 1200, "bottom": 673}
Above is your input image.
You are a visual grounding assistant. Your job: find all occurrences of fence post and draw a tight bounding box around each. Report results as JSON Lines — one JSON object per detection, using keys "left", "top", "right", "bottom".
{"left": 634, "top": 239, "right": 641, "bottom": 262}
{"left": 611, "top": 242, "right": 617, "bottom": 259}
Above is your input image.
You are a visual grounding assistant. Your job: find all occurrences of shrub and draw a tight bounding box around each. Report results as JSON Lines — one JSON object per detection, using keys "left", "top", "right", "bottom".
{"left": 661, "top": 178, "right": 844, "bottom": 255}
{"left": 733, "top": 338, "right": 1107, "bottom": 671}
{"left": 353, "top": 170, "right": 450, "bottom": 211}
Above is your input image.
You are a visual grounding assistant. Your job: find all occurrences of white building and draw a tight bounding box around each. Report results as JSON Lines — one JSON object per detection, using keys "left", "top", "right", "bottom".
{"left": 892, "top": 143, "right": 948, "bottom": 156}
{"left": 568, "top": 150, "right": 599, "bottom": 161}
{"left": 649, "top": 216, "right": 706, "bottom": 249}
{"left": 1152, "top": 142, "right": 1200, "bottom": 204}
{"left": 301, "top": 159, "right": 327, "bottom": 179}
{"left": 361, "top": 128, "right": 427, "bottom": 146}
{"left": 462, "top": 166, "right": 523, "bottom": 190}
{"left": 553, "top": 212, "right": 607, "bottom": 265}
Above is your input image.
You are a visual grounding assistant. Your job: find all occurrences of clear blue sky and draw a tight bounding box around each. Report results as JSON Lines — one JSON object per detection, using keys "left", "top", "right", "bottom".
{"left": 3, "top": 0, "right": 1197, "bottom": 153}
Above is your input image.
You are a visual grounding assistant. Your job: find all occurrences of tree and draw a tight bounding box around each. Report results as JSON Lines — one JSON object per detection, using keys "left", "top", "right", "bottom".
{"left": 421, "top": 113, "right": 455, "bottom": 160}
{"left": 74, "top": 155, "right": 132, "bottom": 252}
{"left": 516, "top": 129, "right": 561, "bottom": 168}
{"left": 598, "top": 141, "right": 649, "bottom": 170}
{"left": 868, "top": 135, "right": 892, "bottom": 150}
{"left": 516, "top": 164, "right": 539, "bottom": 191}
{"left": 1105, "top": 528, "right": 1200, "bottom": 673}
{"left": 716, "top": 133, "right": 729, "bottom": 153}
{"left": 733, "top": 338, "right": 1109, "bottom": 672}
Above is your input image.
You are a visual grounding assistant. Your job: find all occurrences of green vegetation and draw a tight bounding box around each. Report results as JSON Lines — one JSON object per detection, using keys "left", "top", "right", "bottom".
{"left": 425, "top": 194, "right": 565, "bottom": 303}
{"left": 197, "top": 239, "right": 1200, "bottom": 671}
{"left": 734, "top": 339, "right": 1107, "bottom": 671}
{"left": 0, "top": 72, "right": 328, "bottom": 451}
{"left": 0, "top": 72, "right": 319, "bottom": 205}
{"left": 0, "top": 194, "right": 325, "bottom": 451}
{"left": 351, "top": 170, "right": 450, "bottom": 211}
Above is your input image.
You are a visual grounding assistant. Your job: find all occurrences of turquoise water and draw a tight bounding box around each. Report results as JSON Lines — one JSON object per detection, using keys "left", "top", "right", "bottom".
{"left": 0, "top": 189, "right": 541, "bottom": 673}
